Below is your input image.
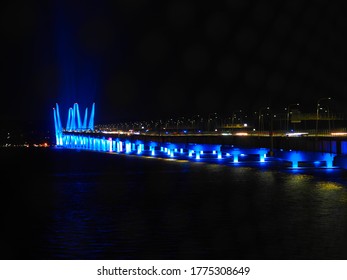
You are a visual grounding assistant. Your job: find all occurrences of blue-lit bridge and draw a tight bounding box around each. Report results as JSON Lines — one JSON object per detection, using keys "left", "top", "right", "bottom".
{"left": 53, "top": 103, "right": 347, "bottom": 169}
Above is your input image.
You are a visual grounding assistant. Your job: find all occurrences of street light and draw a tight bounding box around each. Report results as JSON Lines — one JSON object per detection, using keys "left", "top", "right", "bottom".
{"left": 231, "top": 109, "right": 242, "bottom": 132}
{"left": 285, "top": 103, "right": 300, "bottom": 131}
{"left": 258, "top": 107, "right": 270, "bottom": 134}
{"left": 315, "top": 97, "right": 331, "bottom": 136}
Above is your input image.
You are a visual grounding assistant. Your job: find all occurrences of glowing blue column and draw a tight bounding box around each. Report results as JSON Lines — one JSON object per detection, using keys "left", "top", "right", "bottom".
{"left": 160, "top": 147, "right": 164, "bottom": 152}
{"left": 217, "top": 151, "right": 222, "bottom": 159}
{"left": 180, "top": 148, "right": 183, "bottom": 154}
{"left": 73, "top": 103, "right": 82, "bottom": 130}
{"left": 259, "top": 153, "right": 266, "bottom": 162}
{"left": 88, "top": 102, "right": 95, "bottom": 130}
{"left": 189, "top": 150, "right": 193, "bottom": 157}
{"left": 233, "top": 154, "right": 239, "bottom": 163}
{"left": 324, "top": 154, "right": 334, "bottom": 168}
{"left": 101, "top": 139, "right": 104, "bottom": 151}
{"left": 53, "top": 108, "right": 59, "bottom": 145}
{"left": 292, "top": 160, "right": 298, "bottom": 168}
{"left": 196, "top": 152, "right": 200, "bottom": 159}
{"left": 82, "top": 107, "right": 88, "bottom": 130}
{"left": 67, "top": 108, "right": 72, "bottom": 131}
{"left": 126, "top": 143, "right": 131, "bottom": 153}
{"left": 137, "top": 144, "right": 142, "bottom": 154}
{"left": 55, "top": 103, "right": 62, "bottom": 133}
{"left": 108, "top": 138, "right": 113, "bottom": 152}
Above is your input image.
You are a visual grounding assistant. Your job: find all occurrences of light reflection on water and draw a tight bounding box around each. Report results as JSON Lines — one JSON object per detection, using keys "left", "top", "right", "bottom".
{"left": 1, "top": 148, "right": 347, "bottom": 260}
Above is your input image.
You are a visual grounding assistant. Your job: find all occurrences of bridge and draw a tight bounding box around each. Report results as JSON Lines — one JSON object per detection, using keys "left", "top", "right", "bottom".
{"left": 53, "top": 103, "right": 347, "bottom": 169}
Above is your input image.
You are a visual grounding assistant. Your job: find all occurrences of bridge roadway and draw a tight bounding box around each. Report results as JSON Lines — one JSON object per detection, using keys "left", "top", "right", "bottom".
{"left": 101, "top": 133, "right": 346, "bottom": 155}
{"left": 63, "top": 131, "right": 347, "bottom": 169}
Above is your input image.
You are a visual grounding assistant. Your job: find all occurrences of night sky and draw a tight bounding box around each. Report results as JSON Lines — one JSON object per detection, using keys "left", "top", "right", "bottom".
{"left": 1, "top": 0, "right": 346, "bottom": 125}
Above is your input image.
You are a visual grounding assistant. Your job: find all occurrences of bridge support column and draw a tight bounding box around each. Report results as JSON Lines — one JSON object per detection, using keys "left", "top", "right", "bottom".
{"left": 323, "top": 154, "right": 334, "bottom": 168}
{"left": 108, "top": 138, "right": 113, "bottom": 152}
{"left": 189, "top": 150, "right": 193, "bottom": 157}
{"left": 217, "top": 151, "right": 222, "bottom": 159}
{"left": 126, "top": 143, "right": 131, "bottom": 153}
{"left": 137, "top": 144, "right": 142, "bottom": 154}
{"left": 259, "top": 153, "right": 266, "bottom": 162}
{"left": 233, "top": 154, "right": 239, "bottom": 163}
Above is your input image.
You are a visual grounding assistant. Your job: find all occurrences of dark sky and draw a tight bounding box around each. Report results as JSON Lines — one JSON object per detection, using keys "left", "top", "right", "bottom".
{"left": 1, "top": 0, "right": 346, "bottom": 125}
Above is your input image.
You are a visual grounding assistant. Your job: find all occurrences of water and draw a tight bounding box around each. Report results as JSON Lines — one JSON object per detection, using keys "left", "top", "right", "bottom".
{"left": 1, "top": 147, "right": 347, "bottom": 260}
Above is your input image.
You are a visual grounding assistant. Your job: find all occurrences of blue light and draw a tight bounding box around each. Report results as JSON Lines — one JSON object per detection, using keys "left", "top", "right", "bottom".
{"left": 108, "top": 137, "right": 112, "bottom": 152}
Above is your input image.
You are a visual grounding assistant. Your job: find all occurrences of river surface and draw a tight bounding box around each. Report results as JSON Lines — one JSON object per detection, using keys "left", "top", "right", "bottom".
{"left": 1, "top": 147, "right": 347, "bottom": 260}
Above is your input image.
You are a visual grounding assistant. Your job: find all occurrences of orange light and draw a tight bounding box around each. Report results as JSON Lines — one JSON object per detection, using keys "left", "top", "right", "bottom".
{"left": 331, "top": 132, "right": 347, "bottom": 136}
{"left": 235, "top": 132, "right": 248, "bottom": 136}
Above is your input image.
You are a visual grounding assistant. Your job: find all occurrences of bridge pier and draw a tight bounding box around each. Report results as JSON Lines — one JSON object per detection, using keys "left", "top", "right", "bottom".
{"left": 275, "top": 150, "right": 336, "bottom": 168}
{"left": 233, "top": 153, "right": 239, "bottom": 163}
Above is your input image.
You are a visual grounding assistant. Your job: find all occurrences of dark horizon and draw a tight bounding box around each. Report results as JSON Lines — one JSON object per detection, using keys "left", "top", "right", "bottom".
{"left": 2, "top": 0, "right": 346, "bottom": 124}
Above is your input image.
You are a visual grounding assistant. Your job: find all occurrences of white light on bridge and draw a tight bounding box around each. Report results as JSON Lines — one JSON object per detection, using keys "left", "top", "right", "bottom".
{"left": 285, "top": 132, "right": 308, "bottom": 137}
